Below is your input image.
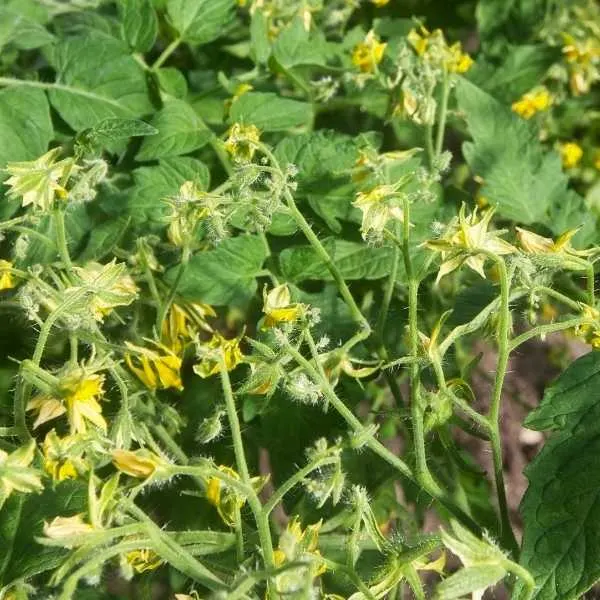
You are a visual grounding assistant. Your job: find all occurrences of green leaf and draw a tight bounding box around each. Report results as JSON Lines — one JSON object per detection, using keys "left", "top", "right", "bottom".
{"left": 22, "top": 206, "right": 93, "bottom": 266}
{"left": 118, "top": 0, "right": 158, "bottom": 52}
{"left": 48, "top": 31, "right": 153, "bottom": 131}
{"left": 456, "top": 78, "right": 572, "bottom": 226}
{"left": 230, "top": 92, "right": 313, "bottom": 132}
{"left": 156, "top": 67, "right": 189, "bottom": 98}
{"left": 0, "top": 87, "right": 53, "bottom": 169}
{"left": 0, "top": 494, "right": 24, "bottom": 582}
{"left": 136, "top": 99, "right": 212, "bottom": 161}
{"left": 168, "top": 235, "right": 268, "bottom": 305}
{"left": 272, "top": 17, "right": 326, "bottom": 68}
{"left": 275, "top": 131, "right": 363, "bottom": 231}
{"left": 518, "top": 351, "right": 600, "bottom": 599}
{"left": 436, "top": 565, "right": 506, "bottom": 599}
{"left": 280, "top": 239, "right": 394, "bottom": 282}
{"left": 250, "top": 9, "right": 270, "bottom": 64}
{"left": 274, "top": 130, "right": 360, "bottom": 185}
{"left": 0, "top": 7, "right": 54, "bottom": 50}
{"left": 78, "top": 118, "right": 157, "bottom": 154}
{"left": 166, "top": 0, "right": 235, "bottom": 45}
{"left": 78, "top": 216, "right": 131, "bottom": 261}
{"left": 547, "top": 191, "right": 598, "bottom": 248}
{"left": 469, "top": 44, "right": 559, "bottom": 103}
{"left": 1, "top": 481, "right": 87, "bottom": 587}
{"left": 129, "top": 157, "right": 210, "bottom": 223}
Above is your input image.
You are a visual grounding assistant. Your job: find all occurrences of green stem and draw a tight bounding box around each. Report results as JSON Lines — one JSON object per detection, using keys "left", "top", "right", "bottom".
{"left": 376, "top": 236, "right": 399, "bottom": 341}
{"left": 69, "top": 334, "right": 78, "bottom": 365}
{"left": 152, "top": 37, "right": 182, "bottom": 69}
{"left": 57, "top": 539, "right": 148, "bottom": 600}
{"left": 425, "top": 124, "right": 434, "bottom": 169}
{"left": 435, "top": 70, "right": 450, "bottom": 158}
{"left": 263, "top": 457, "right": 337, "bottom": 516}
{"left": 509, "top": 317, "right": 585, "bottom": 351}
{"left": 218, "top": 355, "right": 276, "bottom": 586}
{"left": 152, "top": 423, "right": 189, "bottom": 464}
{"left": 533, "top": 285, "right": 581, "bottom": 311}
{"left": 285, "top": 192, "right": 369, "bottom": 333}
{"left": 143, "top": 261, "right": 161, "bottom": 313}
{"left": 401, "top": 198, "right": 438, "bottom": 493}
{"left": 124, "top": 501, "right": 227, "bottom": 590}
{"left": 430, "top": 357, "right": 491, "bottom": 436}
{"left": 53, "top": 208, "right": 74, "bottom": 276}
{"left": 501, "top": 558, "right": 536, "bottom": 600}
{"left": 487, "top": 257, "right": 518, "bottom": 555}
{"left": 14, "top": 288, "right": 89, "bottom": 441}
{"left": 438, "top": 289, "right": 528, "bottom": 358}
{"left": 156, "top": 251, "right": 189, "bottom": 333}
{"left": 288, "top": 332, "right": 482, "bottom": 534}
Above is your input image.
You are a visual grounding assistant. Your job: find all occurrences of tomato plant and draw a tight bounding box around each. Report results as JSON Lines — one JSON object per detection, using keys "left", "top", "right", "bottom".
{"left": 0, "top": 0, "right": 599, "bottom": 599}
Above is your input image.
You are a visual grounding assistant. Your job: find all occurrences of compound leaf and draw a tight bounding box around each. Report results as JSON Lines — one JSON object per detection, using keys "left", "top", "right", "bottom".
{"left": 280, "top": 239, "right": 394, "bottom": 282}
{"left": 48, "top": 31, "right": 152, "bottom": 131}
{"left": 168, "top": 235, "right": 268, "bottom": 305}
{"left": 272, "top": 17, "right": 326, "bottom": 68}
{"left": 0, "top": 87, "right": 53, "bottom": 169}
{"left": 166, "top": 0, "right": 235, "bottom": 45}
{"left": 518, "top": 351, "right": 600, "bottom": 599}
{"left": 118, "top": 0, "right": 158, "bottom": 52}
{"left": 456, "top": 78, "right": 589, "bottom": 243}
{"left": 1, "top": 481, "right": 87, "bottom": 587}
{"left": 136, "top": 99, "right": 212, "bottom": 161}
{"left": 128, "top": 156, "right": 210, "bottom": 223}
{"left": 229, "top": 92, "right": 313, "bottom": 131}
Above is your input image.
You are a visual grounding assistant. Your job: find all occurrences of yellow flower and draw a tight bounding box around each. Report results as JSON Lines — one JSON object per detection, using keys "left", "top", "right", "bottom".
{"left": 125, "top": 340, "right": 183, "bottom": 391}
{"left": 224, "top": 123, "right": 261, "bottom": 162}
{"left": 594, "top": 150, "right": 600, "bottom": 170}
{"left": 407, "top": 27, "right": 472, "bottom": 72}
{"left": 371, "top": 0, "right": 390, "bottom": 6}
{"left": 27, "top": 369, "right": 106, "bottom": 433}
{"left": 232, "top": 83, "right": 253, "bottom": 103}
{"left": 516, "top": 227, "right": 592, "bottom": 259}
{"left": 0, "top": 440, "right": 43, "bottom": 508}
{"left": 426, "top": 205, "right": 516, "bottom": 283}
{"left": 0, "top": 260, "right": 15, "bottom": 291}
{"left": 511, "top": 87, "right": 552, "bottom": 119}
{"left": 165, "top": 181, "right": 211, "bottom": 248}
{"left": 562, "top": 34, "right": 600, "bottom": 66}
{"left": 352, "top": 30, "right": 386, "bottom": 73}
{"left": 43, "top": 514, "right": 94, "bottom": 546}
{"left": 353, "top": 182, "right": 409, "bottom": 241}
{"left": 559, "top": 142, "right": 583, "bottom": 169}
{"left": 193, "top": 332, "right": 244, "bottom": 378}
{"left": 73, "top": 260, "right": 138, "bottom": 321}
{"left": 124, "top": 548, "right": 164, "bottom": 573}
{"left": 575, "top": 304, "right": 600, "bottom": 348}
{"left": 204, "top": 465, "right": 266, "bottom": 527}
{"left": 161, "top": 302, "right": 216, "bottom": 355}
{"left": 446, "top": 42, "right": 473, "bottom": 73}
{"left": 321, "top": 350, "right": 379, "bottom": 386}
{"left": 407, "top": 27, "right": 430, "bottom": 56}
{"left": 42, "top": 430, "right": 85, "bottom": 481}
{"left": 274, "top": 516, "right": 326, "bottom": 593}
{"left": 262, "top": 284, "right": 306, "bottom": 328}
{"left": 5, "top": 148, "right": 74, "bottom": 211}
{"left": 112, "top": 448, "right": 167, "bottom": 479}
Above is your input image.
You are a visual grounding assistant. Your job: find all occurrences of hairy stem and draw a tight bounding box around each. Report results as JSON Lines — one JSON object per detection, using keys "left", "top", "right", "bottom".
{"left": 435, "top": 70, "right": 450, "bottom": 158}
{"left": 401, "top": 198, "right": 439, "bottom": 493}
{"left": 219, "top": 355, "right": 276, "bottom": 589}
{"left": 152, "top": 37, "right": 182, "bottom": 69}
{"left": 487, "top": 257, "right": 518, "bottom": 554}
